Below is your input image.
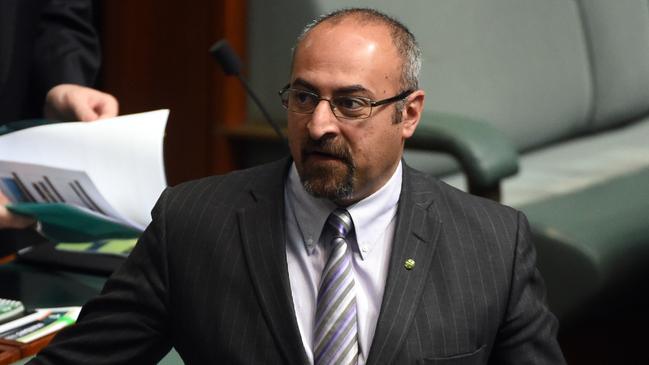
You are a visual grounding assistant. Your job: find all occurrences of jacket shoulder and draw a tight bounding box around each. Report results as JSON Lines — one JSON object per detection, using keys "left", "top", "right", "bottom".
{"left": 406, "top": 167, "right": 521, "bottom": 229}
{"left": 159, "top": 159, "right": 288, "bottom": 212}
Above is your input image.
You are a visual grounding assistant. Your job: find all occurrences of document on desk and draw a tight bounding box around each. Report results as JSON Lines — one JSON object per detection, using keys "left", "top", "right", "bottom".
{"left": 0, "top": 307, "right": 81, "bottom": 343}
{"left": 0, "top": 110, "right": 168, "bottom": 241}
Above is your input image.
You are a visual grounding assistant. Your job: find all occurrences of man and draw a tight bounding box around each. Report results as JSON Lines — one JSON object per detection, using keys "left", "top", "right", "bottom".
{"left": 29, "top": 8, "right": 564, "bottom": 364}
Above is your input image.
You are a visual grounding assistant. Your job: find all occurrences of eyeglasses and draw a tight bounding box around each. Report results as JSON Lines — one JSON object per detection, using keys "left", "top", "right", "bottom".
{"left": 278, "top": 85, "right": 414, "bottom": 120}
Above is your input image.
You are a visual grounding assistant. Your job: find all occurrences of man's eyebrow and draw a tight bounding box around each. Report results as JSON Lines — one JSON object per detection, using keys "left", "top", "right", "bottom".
{"left": 291, "top": 78, "right": 318, "bottom": 92}
{"left": 335, "top": 85, "right": 369, "bottom": 95}
{"left": 291, "top": 79, "right": 370, "bottom": 95}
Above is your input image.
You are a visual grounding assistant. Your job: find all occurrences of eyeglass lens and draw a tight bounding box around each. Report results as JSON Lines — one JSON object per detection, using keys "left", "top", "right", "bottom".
{"left": 282, "top": 89, "right": 371, "bottom": 119}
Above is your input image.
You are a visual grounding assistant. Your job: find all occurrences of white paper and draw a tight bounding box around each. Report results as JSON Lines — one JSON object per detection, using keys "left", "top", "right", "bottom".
{"left": 0, "top": 110, "right": 169, "bottom": 228}
{"left": 0, "top": 161, "right": 142, "bottom": 229}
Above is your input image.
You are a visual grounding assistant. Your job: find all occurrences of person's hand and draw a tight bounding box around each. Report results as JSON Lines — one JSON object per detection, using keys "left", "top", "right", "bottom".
{"left": 0, "top": 191, "right": 35, "bottom": 230}
{"left": 44, "top": 84, "right": 119, "bottom": 122}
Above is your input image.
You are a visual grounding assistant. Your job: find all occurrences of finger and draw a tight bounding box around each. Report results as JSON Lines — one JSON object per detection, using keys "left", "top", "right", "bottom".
{"left": 0, "top": 206, "right": 36, "bottom": 230}
{"left": 72, "top": 101, "right": 100, "bottom": 122}
{"left": 94, "top": 94, "right": 119, "bottom": 119}
{"left": 0, "top": 191, "right": 9, "bottom": 205}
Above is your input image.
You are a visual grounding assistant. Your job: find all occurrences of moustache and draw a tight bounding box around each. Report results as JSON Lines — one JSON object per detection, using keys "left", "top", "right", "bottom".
{"left": 302, "top": 138, "right": 354, "bottom": 165}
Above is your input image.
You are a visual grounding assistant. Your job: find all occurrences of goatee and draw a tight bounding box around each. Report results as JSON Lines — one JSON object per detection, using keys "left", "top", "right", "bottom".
{"left": 299, "top": 137, "right": 355, "bottom": 201}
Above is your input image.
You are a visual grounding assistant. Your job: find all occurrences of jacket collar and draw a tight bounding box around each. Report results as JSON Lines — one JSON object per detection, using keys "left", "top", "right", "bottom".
{"left": 237, "top": 158, "right": 309, "bottom": 365}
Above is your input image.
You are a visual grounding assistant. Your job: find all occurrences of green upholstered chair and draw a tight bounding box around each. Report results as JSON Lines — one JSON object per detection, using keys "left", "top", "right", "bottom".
{"left": 401, "top": 0, "right": 649, "bottom": 323}
{"left": 255, "top": 0, "right": 649, "bottom": 324}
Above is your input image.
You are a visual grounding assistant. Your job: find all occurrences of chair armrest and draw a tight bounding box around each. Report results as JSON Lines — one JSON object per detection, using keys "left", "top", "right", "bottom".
{"left": 406, "top": 112, "right": 519, "bottom": 199}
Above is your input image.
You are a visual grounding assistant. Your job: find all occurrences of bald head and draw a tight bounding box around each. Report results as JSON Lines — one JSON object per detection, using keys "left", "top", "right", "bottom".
{"left": 286, "top": 9, "right": 426, "bottom": 204}
{"left": 292, "top": 8, "right": 422, "bottom": 91}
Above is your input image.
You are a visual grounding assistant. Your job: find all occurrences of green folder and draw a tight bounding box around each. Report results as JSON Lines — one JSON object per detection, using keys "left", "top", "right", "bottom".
{"left": 7, "top": 203, "right": 142, "bottom": 242}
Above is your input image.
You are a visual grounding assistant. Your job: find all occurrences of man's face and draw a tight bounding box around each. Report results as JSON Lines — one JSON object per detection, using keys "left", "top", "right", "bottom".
{"left": 287, "top": 19, "right": 422, "bottom": 205}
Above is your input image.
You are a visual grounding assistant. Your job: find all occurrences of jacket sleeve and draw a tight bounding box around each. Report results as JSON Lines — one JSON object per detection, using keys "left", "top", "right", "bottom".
{"left": 489, "top": 212, "right": 566, "bottom": 364}
{"left": 33, "top": 0, "right": 101, "bottom": 94}
{"left": 28, "top": 189, "right": 174, "bottom": 365}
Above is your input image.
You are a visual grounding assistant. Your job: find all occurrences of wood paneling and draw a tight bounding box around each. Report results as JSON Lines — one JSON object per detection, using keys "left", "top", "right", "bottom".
{"left": 99, "top": 0, "right": 247, "bottom": 185}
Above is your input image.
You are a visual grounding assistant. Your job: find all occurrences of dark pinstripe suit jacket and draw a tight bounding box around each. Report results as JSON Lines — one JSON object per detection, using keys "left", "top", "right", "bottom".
{"left": 31, "top": 158, "right": 565, "bottom": 365}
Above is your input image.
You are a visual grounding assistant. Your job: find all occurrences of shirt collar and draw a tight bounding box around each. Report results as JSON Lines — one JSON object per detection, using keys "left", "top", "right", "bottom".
{"left": 286, "top": 161, "right": 402, "bottom": 260}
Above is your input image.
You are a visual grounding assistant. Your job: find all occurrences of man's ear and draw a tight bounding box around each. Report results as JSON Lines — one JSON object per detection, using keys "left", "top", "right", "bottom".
{"left": 400, "top": 89, "right": 425, "bottom": 139}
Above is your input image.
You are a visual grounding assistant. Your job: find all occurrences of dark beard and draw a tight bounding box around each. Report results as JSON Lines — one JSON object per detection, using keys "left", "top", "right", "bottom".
{"left": 299, "top": 137, "right": 355, "bottom": 201}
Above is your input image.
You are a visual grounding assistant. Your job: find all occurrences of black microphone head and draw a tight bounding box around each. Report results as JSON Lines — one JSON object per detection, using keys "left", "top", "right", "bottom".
{"left": 209, "top": 39, "right": 242, "bottom": 76}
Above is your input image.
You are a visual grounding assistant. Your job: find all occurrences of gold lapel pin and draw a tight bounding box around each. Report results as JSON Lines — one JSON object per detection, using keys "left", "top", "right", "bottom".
{"left": 404, "top": 258, "right": 415, "bottom": 270}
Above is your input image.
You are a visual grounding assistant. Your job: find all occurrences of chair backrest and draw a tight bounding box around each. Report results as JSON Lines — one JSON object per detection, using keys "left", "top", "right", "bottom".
{"left": 578, "top": 0, "right": 649, "bottom": 131}
{"left": 415, "top": 0, "right": 592, "bottom": 152}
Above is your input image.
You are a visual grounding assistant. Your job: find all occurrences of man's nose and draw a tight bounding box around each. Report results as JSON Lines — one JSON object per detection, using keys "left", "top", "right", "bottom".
{"left": 307, "top": 100, "right": 339, "bottom": 140}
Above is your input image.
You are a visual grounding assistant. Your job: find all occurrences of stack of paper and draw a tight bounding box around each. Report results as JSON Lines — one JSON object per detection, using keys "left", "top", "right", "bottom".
{"left": 0, "top": 110, "right": 169, "bottom": 242}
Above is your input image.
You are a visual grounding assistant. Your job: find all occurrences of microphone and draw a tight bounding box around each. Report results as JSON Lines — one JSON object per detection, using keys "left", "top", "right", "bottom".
{"left": 209, "top": 39, "right": 286, "bottom": 140}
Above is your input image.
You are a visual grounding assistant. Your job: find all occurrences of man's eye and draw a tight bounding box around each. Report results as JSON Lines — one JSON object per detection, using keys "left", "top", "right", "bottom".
{"left": 335, "top": 97, "right": 367, "bottom": 110}
{"left": 294, "top": 91, "right": 315, "bottom": 104}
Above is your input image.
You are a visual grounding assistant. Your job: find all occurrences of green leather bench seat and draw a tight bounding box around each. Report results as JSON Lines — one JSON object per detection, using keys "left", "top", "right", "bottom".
{"left": 443, "top": 115, "right": 649, "bottom": 207}
{"left": 397, "top": 0, "right": 649, "bottom": 324}
{"left": 518, "top": 169, "right": 649, "bottom": 320}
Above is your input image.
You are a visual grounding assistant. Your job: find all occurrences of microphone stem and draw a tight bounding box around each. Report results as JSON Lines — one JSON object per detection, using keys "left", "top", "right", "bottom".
{"left": 236, "top": 74, "right": 286, "bottom": 140}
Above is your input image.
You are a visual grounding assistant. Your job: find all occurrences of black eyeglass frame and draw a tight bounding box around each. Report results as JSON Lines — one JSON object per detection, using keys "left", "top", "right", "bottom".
{"left": 278, "top": 84, "right": 415, "bottom": 120}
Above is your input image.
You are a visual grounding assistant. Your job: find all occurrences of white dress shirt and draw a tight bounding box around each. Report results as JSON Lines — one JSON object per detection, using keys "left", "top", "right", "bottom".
{"left": 285, "top": 161, "right": 402, "bottom": 365}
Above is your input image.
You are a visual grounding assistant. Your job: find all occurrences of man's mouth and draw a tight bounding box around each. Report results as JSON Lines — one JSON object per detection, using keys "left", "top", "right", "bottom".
{"left": 307, "top": 150, "right": 338, "bottom": 158}
{"left": 300, "top": 138, "right": 353, "bottom": 166}
{"left": 303, "top": 149, "right": 346, "bottom": 163}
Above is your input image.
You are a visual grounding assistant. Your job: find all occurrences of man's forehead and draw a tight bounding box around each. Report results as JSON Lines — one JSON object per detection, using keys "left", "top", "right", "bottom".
{"left": 300, "top": 17, "right": 392, "bottom": 49}
{"left": 293, "top": 20, "right": 397, "bottom": 71}
{"left": 290, "top": 16, "right": 402, "bottom": 94}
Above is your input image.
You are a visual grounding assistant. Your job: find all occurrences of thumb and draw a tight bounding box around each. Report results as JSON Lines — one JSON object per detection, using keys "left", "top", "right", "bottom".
{"left": 94, "top": 94, "right": 119, "bottom": 119}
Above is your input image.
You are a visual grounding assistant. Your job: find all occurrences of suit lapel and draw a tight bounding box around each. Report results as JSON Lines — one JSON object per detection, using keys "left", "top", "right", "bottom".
{"left": 366, "top": 165, "right": 443, "bottom": 365}
{"left": 237, "top": 159, "right": 308, "bottom": 365}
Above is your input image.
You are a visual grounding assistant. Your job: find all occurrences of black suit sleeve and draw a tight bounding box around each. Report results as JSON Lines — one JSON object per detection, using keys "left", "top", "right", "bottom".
{"left": 0, "top": 0, "right": 100, "bottom": 123}
{"left": 28, "top": 189, "right": 174, "bottom": 365}
{"left": 32, "top": 0, "right": 101, "bottom": 103}
{"left": 490, "top": 212, "right": 565, "bottom": 364}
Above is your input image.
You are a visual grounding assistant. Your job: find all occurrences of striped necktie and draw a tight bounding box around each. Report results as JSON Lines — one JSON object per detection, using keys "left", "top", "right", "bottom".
{"left": 313, "top": 208, "right": 359, "bottom": 365}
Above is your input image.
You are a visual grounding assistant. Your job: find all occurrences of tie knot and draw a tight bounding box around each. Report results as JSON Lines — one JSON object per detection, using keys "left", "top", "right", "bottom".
{"left": 326, "top": 208, "right": 353, "bottom": 238}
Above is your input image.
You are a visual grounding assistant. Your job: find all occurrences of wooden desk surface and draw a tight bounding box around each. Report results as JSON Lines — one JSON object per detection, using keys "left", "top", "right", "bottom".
{"left": 0, "top": 345, "right": 20, "bottom": 365}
